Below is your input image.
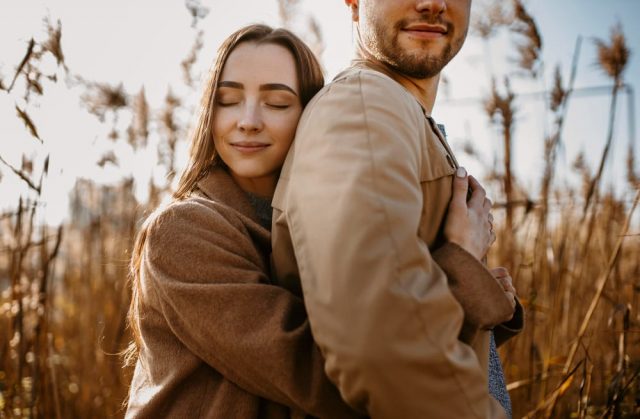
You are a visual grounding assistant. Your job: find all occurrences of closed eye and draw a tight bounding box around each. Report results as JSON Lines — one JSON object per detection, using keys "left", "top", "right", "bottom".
{"left": 267, "top": 103, "right": 290, "bottom": 110}
{"left": 217, "top": 101, "right": 239, "bottom": 107}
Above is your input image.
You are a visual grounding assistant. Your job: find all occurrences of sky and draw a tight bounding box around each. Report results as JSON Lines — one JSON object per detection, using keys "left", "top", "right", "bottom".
{"left": 1, "top": 0, "right": 639, "bottom": 224}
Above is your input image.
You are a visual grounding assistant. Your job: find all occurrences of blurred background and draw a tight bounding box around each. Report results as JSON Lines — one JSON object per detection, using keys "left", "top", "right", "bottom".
{"left": 1, "top": 0, "right": 638, "bottom": 417}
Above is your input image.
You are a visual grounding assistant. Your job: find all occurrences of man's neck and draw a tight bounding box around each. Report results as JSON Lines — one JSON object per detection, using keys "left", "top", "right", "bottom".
{"left": 353, "top": 48, "right": 439, "bottom": 114}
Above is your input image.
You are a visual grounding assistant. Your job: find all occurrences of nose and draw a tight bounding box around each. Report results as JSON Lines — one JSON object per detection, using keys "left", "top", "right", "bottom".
{"left": 415, "top": 0, "right": 446, "bottom": 15}
{"left": 238, "top": 103, "right": 263, "bottom": 133}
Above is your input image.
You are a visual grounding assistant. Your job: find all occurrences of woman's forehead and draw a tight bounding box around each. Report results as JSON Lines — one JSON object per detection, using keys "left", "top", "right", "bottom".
{"left": 220, "top": 42, "right": 298, "bottom": 91}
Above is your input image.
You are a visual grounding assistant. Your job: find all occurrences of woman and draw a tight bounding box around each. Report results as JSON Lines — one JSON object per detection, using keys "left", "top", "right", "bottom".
{"left": 125, "top": 24, "right": 361, "bottom": 419}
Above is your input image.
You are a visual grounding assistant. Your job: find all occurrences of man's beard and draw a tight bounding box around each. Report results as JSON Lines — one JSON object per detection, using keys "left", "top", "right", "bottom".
{"left": 365, "top": 17, "right": 464, "bottom": 79}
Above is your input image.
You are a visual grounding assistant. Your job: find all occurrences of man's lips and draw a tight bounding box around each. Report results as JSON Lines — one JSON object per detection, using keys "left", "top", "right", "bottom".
{"left": 402, "top": 23, "right": 448, "bottom": 39}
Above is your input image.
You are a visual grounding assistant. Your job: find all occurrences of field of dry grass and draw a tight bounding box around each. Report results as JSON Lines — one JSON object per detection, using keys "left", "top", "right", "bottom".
{"left": 1, "top": 1, "right": 638, "bottom": 417}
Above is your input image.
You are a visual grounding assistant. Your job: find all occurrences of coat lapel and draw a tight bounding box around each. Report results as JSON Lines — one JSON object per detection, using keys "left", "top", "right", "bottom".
{"left": 195, "top": 167, "right": 258, "bottom": 223}
{"left": 195, "top": 167, "right": 272, "bottom": 270}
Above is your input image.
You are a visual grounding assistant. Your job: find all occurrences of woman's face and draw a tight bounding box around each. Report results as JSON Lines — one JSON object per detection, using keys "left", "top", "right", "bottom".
{"left": 213, "top": 42, "right": 302, "bottom": 197}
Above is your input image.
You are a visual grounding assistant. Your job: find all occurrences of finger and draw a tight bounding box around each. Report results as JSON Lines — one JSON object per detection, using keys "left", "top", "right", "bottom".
{"left": 491, "top": 267, "right": 508, "bottom": 278}
{"left": 498, "top": 276, "right": 517, "bottom": 295}
{"left": 450, "top": 167, "right": 470, "bottom": 207}
{"left": 488, "top": 212, "right": 494, "bottom": 223}
{"left": 501, "top": 274, "right": 513, "bottom": 286}
{"left": 504, "top": 280, "right": 517, "bottom": 296}
{"left": 484, "top": 197, "right": 493, "bottom": 211}
{"left": 505, "top": 291, "right": 517, "bottom": 310}
{"left": 468, "top": 175, "right": 486, "bottom": 207}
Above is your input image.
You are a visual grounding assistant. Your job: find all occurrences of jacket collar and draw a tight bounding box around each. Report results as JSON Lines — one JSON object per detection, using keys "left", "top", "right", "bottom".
{"left": 348, "top": 59, "right": 400, "bottom": 83}
{"left": 343, "top": 60, "right": 459, "bottom": 168}
{"left": 346, "top": 59, "right": 431, "bottom": 115}
{"left": 194, "top": 166, "right": 259, "bottom": 224}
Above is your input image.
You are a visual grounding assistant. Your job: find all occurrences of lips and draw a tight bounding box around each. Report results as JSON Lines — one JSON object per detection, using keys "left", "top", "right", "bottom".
{"left": 404, "top": 23, "right": 447, "bottom": 33}
{"left": 402, "top": 22, "right": 448, "bottom": 39}
{"left": 230, "top": 141, "right": 270, "bottom": 153}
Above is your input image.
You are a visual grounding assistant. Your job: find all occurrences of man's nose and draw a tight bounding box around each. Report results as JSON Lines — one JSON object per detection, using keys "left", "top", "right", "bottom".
{"left": 238, "top": 103, "right": 263, "bottom": 133}
{"left": 415, "top": 0, "right": 447, "bottom": 15}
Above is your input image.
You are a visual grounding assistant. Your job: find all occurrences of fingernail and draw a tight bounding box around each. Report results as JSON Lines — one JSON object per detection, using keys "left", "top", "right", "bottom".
{"left": 456, "top": 167, "right": 467, "bottom": 178}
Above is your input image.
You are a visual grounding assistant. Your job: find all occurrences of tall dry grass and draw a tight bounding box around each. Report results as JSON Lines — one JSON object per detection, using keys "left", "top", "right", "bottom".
{"left": 477, "top": 1, "right": 639, "bottom": 417}
{"left": 1, "top": 2, "right": 638, "bottom": 418}
{"left": 0, "top": 15, "right": 178, "bottom": 417}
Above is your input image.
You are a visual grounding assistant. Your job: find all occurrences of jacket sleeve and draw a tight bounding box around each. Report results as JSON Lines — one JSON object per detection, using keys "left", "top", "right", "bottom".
{"left": 432, "top": 242, "right": 521, "bottom": 345}
{"left": 141, "top": 200, "right": 362, "bottom": 419}
{"left": 494, "top": 299, "right": 525, "bottom": 347}
{"left": 284, "top": 72, "right": 507, "bottom": 419}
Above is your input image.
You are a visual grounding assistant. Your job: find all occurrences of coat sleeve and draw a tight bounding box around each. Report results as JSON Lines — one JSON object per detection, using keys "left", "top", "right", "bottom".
{"left": 141, "top": 199, "right": 362, "bottom": 419}
{"left": 494, "top": 300, "right": 525, "bottom": 347}
{"left": 432, "top": 242, "right": 522, "bottom": 345}
{"left": 284, "top": 71, "right": 507, "bottom": 419}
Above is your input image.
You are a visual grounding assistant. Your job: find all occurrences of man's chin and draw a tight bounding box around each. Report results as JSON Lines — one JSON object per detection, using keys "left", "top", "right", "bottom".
{"left": 395, "top": 43, "right": 448, "bottom": 63}
{"left": 386, "top": 53, "right": 447, "bottom": 79}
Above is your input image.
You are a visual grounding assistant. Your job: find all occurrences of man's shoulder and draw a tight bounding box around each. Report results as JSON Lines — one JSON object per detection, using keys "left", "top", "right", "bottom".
{"left": 303, "top": 66, "right": 423, "bottom": 121}
{"left": 332, "top": 65, "right": 399, "bottom": 87}
{"left": 309, "top": 65, "right": 419, "bottom": 112}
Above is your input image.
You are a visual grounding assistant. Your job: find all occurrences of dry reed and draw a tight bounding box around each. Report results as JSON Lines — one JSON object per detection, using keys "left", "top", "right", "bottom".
{"left": 1, "top": 3, "right": 638, "bottom": 418}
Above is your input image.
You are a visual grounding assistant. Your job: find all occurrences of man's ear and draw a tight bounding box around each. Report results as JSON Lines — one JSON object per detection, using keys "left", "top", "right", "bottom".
{"left": 344, "top": 0, "right": 359, "bottom": 22}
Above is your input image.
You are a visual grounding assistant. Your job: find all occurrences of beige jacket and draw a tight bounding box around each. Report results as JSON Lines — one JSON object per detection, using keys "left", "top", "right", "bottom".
{"left": 272, "top": 62, "right": 517, "bottom": 418}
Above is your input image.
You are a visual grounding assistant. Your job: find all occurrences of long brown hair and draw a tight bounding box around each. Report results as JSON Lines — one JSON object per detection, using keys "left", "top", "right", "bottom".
{"left": 124, "top": 24, "right": 324, "bottom": 366}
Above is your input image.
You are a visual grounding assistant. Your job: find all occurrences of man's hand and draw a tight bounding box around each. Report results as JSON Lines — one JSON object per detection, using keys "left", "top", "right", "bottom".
{"left": 444, "top": 167, "right": 495, "bottom": 260}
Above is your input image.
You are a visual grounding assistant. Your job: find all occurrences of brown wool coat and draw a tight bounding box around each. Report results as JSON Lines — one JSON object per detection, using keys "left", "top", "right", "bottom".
{"left": 126, "top": 167, "right": 364, "bottom": 419}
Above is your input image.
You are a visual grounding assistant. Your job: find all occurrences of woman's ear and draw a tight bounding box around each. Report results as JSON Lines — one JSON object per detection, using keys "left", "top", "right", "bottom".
{"left": 344, "top": 0, "right": 359, "bottom": 22}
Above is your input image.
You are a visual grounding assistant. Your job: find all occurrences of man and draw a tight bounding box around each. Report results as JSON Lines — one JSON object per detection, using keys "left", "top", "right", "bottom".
{"left": 272, "top": 1, "right": 522, "bottom": 417}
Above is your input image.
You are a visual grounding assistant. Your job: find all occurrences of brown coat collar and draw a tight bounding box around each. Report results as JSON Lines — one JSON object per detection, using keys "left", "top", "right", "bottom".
{"left": 194, "top": 167, "right": 259, "bottom": 225}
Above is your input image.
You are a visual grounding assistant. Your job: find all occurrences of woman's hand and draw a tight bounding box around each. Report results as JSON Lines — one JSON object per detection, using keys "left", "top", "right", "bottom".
{"left": 443, "top": 167, "right": 495, "bottom": 260}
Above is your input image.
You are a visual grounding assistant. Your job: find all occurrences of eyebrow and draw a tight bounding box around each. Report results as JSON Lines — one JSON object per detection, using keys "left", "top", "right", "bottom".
{"left": 218, "top": 81, "right": 298, "bottom": 96}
